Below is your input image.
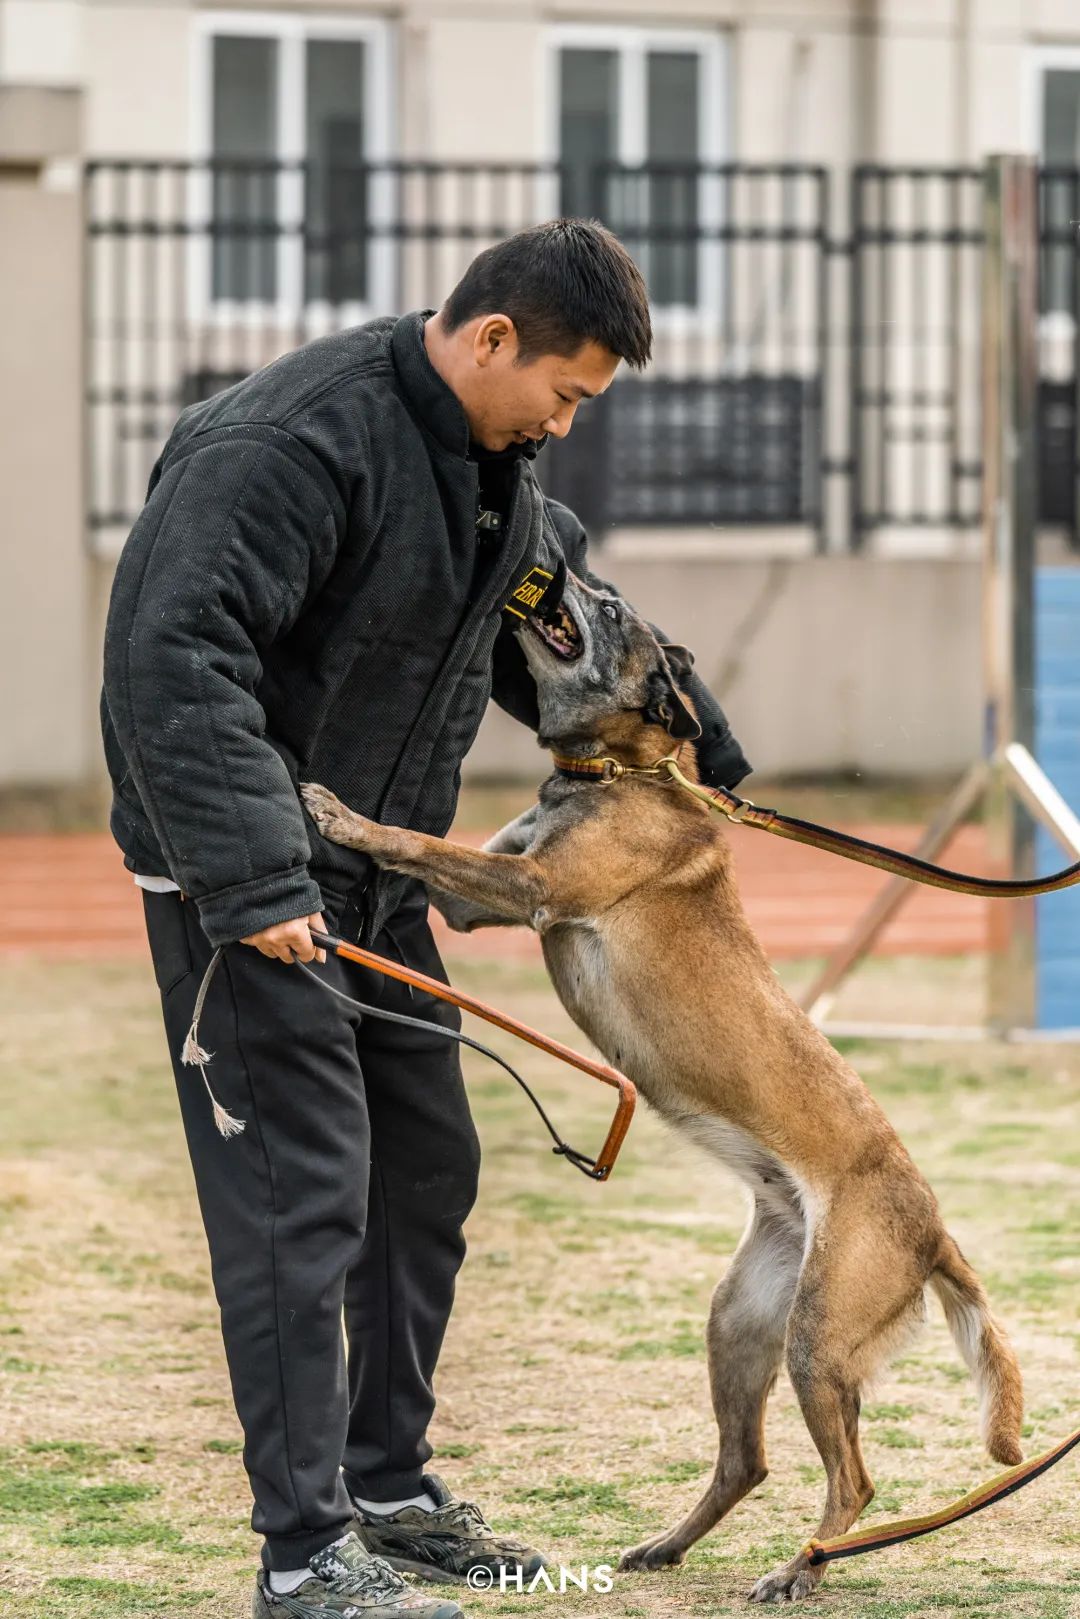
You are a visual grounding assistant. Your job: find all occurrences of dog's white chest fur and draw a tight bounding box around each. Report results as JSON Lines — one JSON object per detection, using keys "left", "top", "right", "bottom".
{"left": 542, "top": 919, "right": 612, "bottom": 1030}
{"left": 541, "top": 920, "right": 659, "bottom": 1082}
{"left": 541, "top": 919, "right": 816, "bottom": 1236}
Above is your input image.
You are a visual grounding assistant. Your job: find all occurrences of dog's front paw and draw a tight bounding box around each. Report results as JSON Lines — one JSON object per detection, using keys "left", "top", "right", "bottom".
{"left": 618, "top": 1534, "right": 685, "bottom": 1572}
{"left": 748, "top": 1555, "right": 822, "bottom": 1603}
{"left": 300, "top": 781, "right": 372, "bottom": 850}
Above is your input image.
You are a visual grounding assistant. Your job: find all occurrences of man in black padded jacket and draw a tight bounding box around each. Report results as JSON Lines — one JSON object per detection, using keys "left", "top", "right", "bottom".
{"left": 101, "top": 221, "right": 751, "bottom": 1619}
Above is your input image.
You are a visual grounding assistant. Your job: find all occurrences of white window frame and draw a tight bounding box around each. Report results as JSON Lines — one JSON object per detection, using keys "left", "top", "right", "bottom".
{"left": 546, "top": 22, "right": 728, "bottom": 324}
{"left": 190, "top": 9, "right": 395, "bottom": 328}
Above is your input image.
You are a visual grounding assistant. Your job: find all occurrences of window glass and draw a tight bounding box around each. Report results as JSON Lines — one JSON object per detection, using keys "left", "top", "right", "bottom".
{"left": 1044, "top": 68, "right": 1080, "bottom": 163}
{"left": 1041, "top": 70, "right": 1080, "bottom": 315}
{"left": 556, "top": 40, "right": 707, "bottom": 307}
{"left": 305, "top": 39, "right": 367, "bottom": 302}
{"left": 211, "top": 35, "right": 278, "bottom": 300}
{"left": 647, "top": 51, "right": 698, "bottom": 162}
{"left": 559, "top": 49, "right": 618, "bottom": 218}
{"left": 646, "top": 51, "right": 699, "bottom": 304}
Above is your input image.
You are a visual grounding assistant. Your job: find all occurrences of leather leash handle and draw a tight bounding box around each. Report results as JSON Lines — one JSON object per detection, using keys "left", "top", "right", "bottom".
{"left": 804, "top": 1423, "right": 1080, "bottom": 1565}
{"left": 309, "top": 930, "right": 636, "bottom": 1181}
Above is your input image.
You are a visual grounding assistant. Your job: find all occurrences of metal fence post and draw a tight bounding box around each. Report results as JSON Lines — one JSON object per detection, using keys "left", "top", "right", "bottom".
{"left": 982, "top": 153, "right": 1039, "bottom": 1033}
{"left": 848, "top": 166, "right": 863, "bottom": 551}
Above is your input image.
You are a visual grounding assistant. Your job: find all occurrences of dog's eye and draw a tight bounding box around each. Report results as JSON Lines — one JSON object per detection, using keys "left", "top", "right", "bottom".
{"left": 601, "top": 600, "right": 619, "bottom": 621}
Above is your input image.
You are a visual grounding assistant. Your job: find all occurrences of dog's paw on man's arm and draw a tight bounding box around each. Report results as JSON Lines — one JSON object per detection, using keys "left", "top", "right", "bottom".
{"left": 299, "top": 780, "right": 372, "bottom": 850}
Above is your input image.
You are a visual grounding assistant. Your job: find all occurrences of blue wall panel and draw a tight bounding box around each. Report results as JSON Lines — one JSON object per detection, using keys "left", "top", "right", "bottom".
{"left": 1035, "top": 568, "right": 1080, "bottom": 1029}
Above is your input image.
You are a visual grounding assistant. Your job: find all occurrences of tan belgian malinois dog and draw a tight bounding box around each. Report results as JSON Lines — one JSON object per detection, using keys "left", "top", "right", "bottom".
{"left": 301, "top": 572, "right": 1024, "bottom": 1603}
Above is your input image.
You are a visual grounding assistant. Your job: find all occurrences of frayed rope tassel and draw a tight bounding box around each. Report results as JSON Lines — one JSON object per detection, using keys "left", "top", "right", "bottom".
{"left": 180, "top": 946, "right": 246, "bottom": 1139}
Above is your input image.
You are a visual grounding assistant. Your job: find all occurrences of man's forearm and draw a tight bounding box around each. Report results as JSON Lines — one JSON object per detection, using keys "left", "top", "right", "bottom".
{"left": 102, "top": 434, "right": 340, "bottom": 945}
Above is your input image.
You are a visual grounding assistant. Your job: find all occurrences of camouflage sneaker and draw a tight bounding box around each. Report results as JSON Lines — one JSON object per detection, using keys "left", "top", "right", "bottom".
{"left": 351, "top": 1473, "right": 547, "bottom": 1585}
{"left": 252, "top": 1529, "right": 464, "bottom": 1619}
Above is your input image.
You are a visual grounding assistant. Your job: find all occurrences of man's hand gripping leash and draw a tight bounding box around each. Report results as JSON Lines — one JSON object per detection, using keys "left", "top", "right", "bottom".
{"left": 178, "top": 932, "right": 636, "bottom": 1179}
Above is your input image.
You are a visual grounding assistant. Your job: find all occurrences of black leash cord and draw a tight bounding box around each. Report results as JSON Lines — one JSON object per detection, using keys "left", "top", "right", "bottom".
{"left": 293, "top": 959, "right": 602, "bottom": 1178}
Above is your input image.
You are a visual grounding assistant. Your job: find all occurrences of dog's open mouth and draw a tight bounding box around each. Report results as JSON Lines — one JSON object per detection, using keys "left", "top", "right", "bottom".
{"left": 527, "top": 601, "right": 583, "bottom": 661}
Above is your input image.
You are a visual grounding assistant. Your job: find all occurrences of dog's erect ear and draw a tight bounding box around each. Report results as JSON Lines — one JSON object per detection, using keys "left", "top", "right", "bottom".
{"left": 643, "top": 667, "right": 702, "bottom": 741}
{"left": 660, "top": 642, "right": 695, "bottom": 685}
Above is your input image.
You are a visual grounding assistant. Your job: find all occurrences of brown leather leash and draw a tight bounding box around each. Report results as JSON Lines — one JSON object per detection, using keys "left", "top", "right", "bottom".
{"left": 308, "top": 931, "right": 635, "bottom": 1179}
{"left": 179, "top": 930, "right": 636, "bottom": 1180}
{"left": 554, "top": 752, "right": 1080, "bottom": 898}
{"left": 803, "top": 1425, "right": 1080, "bottom": 1565}
{"left": 554, "top": 746, "right": 1080, "bottom": 1560}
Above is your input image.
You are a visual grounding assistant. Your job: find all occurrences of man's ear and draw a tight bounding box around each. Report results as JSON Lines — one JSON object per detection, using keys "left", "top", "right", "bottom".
{"left": 660, "top": 642, "right": 695, "bottom": 685}
{"left": 643, "top": 668, "right": 702, "bottom": 740}
{"left": 473, "top": 313, "right": 516, "bottom": 365}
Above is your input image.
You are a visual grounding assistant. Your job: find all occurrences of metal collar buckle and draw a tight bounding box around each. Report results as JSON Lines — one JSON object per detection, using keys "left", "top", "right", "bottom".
{"left": 598, "top": 754, "right": 682, "bottom": 785}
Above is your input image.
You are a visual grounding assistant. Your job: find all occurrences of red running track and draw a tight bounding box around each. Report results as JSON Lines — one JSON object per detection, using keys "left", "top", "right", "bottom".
{"left": 0, "top": 823, "right": 990, "bottom": 965}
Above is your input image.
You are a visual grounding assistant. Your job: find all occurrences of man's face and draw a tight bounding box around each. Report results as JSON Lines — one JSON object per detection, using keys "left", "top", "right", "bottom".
{"left": 462, "top": 315, "right": 620, "bottom": 452}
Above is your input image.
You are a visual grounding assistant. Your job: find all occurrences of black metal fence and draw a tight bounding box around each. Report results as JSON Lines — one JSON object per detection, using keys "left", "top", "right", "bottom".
{"left": 85, "top": 159, "right": 1080, "bottom": 549}
{"left": 849, "top": 167, "right": 984, "bottom": 537}
{"left": 848, "top": 165, "right": 1080, "bottom": 546}
{"left": 84, "top": 159, "right": 829, "bottom": 540}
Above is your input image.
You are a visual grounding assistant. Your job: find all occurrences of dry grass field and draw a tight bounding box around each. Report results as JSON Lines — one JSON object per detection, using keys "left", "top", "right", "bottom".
{"left": 1, "top": 948, "right": 1078, "bottom": 1619}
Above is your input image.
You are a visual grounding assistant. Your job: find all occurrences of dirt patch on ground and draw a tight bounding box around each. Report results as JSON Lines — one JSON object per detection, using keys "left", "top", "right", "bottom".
{"left": 1, "top": 955, "right": 1078, "bottom": 1618}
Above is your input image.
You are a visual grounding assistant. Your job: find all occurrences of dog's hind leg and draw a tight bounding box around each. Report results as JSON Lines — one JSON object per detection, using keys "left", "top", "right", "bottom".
{"left": 619, "top": 1201, "right": 803, "bottom": 1573}
{"left": 749, "top": 1203, "right": 927, "bottom": 1604}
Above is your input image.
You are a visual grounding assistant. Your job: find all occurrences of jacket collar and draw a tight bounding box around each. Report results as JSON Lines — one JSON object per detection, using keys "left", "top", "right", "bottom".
{"left": 390, "top": 309, "right": 548, "bottom": 463}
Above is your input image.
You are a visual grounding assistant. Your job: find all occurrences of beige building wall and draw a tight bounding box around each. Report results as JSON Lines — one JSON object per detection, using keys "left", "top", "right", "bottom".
{"left": 466, "top": 552, "right": 983, "bottom": 782}
{"left": 0, "top": 87, "right": 90, "bottom": 784}
{"left": 82, "top": 5, "right": 191, "bottom": 156}
{"left": 14, "top": 0, "right": 1080, "bottom": 181}
{"left": 81, "top": 548, "right": 986, "bottom": 784}
{"left": 874, "top": 1, "right": 961, "bottom": 164}
{"left": 419, "top": 15, "right": 543, "bottom": 161}
{"left": 3, "top": 0, "right": 1079, "bottom": 790}
{"left": 0, "top": 1, "right": 84, "bottom": 85}
{"left": 10, "top": 0, "right": 1080, "bottom": 172}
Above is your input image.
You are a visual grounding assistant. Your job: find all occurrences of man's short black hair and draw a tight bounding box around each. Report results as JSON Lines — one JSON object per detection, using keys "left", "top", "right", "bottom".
{"left": 441, "top": 218, "right": 652, "bottom": 370}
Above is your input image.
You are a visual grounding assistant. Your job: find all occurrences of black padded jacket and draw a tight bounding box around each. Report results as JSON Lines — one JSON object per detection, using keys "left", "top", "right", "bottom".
{"left": 100, "top": 310, "right": 751, "bottom": 948}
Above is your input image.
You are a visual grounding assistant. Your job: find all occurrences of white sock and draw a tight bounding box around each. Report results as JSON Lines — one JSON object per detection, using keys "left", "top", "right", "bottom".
{"left": 269, "top": 1567, "right": 312, "bottom": 1594}
{"left": 353, "top": 1490, "right": 437, "bottom": 1514}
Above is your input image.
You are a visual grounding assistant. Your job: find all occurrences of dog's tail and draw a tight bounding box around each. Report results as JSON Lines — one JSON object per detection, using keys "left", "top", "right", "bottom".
{"left": 929, "top": 1234, "right": 1024, "bottom": 1466}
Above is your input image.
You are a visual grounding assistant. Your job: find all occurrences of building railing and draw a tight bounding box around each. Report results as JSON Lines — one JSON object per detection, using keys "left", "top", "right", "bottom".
{"left": 84, "top": 160, "right": 1080, "bottom": 552}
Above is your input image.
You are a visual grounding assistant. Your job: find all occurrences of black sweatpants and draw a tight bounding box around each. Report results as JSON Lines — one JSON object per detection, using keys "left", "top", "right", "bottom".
{"left": 140, "top": 878, "right": 482, "bottom": 1571}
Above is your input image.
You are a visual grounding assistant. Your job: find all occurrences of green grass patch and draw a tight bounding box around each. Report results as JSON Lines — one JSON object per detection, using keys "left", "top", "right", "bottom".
{"left": 873, "top": 1427, "right": 924, "bottom": 1450}
{"left": 2, "top": 953, "right": 1079, "bottom": 1616}
{"left": 510, "top": 1475, "right": 636, "bottom": 1520}
{"left": 34, "top": 1579, "right": 215, "bottom": 1617}
{"left": 615, "top": 1328, "right": 701, "bottom": 1360}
